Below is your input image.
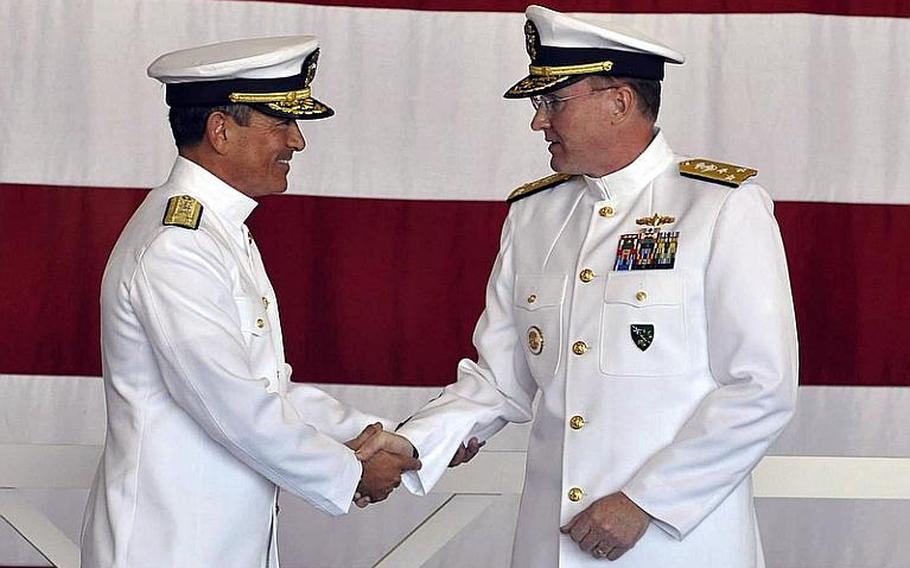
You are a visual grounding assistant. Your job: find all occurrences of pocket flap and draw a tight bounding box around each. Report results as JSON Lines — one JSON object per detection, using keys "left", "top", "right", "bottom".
{"left": 234, "top": 295, "right": 269, "bottom": 335}
{"left": 514, "top": 273, "right": 567, "bottom": 311}
{"left": 604, "top": 272, "right": 683, "bottom": 307}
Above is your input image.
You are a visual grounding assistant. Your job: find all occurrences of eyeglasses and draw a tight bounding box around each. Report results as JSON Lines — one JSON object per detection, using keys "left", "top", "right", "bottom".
{"left": 530, "top": 87, "right": 618, "bottom": 115}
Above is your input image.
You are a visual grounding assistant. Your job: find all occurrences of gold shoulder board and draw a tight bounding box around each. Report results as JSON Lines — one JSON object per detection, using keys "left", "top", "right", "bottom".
{"left": 507, "top": 172, "right": 574, "bottom": 203}
{"left": 163, "top": 195, "right": 203, "bottom": 230}
{"left": 679, "top": 159, "right": 758, "bottom": 188}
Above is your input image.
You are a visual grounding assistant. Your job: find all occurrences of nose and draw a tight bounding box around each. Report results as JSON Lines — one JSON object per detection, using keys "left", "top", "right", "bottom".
{"left": 530, "top": 106, "right": 550, "bottom": 131}
{"left": 287, "top": 120, "right": 305, "bottom": 151}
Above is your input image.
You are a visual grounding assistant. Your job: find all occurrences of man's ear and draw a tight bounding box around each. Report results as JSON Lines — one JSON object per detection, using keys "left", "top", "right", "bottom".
{"left": 609, "top": 84, "right": 636, "bottom": 125}
{"left": 205, "top": 111, "right": 231, "bottom": 155}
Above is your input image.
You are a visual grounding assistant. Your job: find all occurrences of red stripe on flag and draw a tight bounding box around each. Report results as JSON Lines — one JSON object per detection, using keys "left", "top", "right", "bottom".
{"left": 1, "top": 183, "right": 908, "bottom": 386}
{"left": 240, "top": 0, "right": 910, "bottom": 18}
{"left": 0, "top": 184, "right": 145, "bottom": 377}
{"left": 251, "top": 193, "right": 504, "bottom": 386}
{"left": 776, "top": 201, "right": 910, "bottom": 387}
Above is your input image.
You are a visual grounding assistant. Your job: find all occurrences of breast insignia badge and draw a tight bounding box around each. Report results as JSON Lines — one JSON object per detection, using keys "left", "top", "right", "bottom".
{"left": 613, "top": 213, "right": 678, "bottom": 271}
{"left": 163, "top": 195, "right": 203, "bottom": 230}
{"left": 630, "top": 324, "right": 654, "bottom": 351}
{"left": 635, "top": 213, "right": 676, "bottom": 227}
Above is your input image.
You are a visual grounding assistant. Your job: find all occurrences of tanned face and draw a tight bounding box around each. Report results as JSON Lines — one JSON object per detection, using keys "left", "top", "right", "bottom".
{"left": 222, "top": 109, "right": 306, "bottom": 198}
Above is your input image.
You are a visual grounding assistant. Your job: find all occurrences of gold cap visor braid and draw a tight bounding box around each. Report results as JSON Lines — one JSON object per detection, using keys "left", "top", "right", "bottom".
{"left": 228, "top": 87, "right": 334, "bottom": 120}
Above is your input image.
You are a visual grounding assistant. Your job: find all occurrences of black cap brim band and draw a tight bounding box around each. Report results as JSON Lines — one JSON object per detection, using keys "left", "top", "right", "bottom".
{"left": 165, "top": 72, "right": 334, "bottom": 120}
{"left": 166, "top": 73, "right": 308, "bottom": 107}
{"left": 504, "top": 46, "right": 667, "bottom": 98}
{"left": 533, "top": 46, "right": 665, "bottom": 80}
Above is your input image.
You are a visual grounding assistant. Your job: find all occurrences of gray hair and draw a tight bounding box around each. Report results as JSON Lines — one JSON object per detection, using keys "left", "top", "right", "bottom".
{"left": 591, "top": 75, "right": 662, "bottom": 122}
{"left": 168, "top": 104, "right": 253, "bottom": 148}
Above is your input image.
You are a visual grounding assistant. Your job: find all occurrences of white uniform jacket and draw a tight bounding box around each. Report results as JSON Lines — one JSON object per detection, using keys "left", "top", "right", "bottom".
{"left": 81, "top": 157, "right": 388, "bottom": 568}
{"left": 399, "top": 131, "right": 798, "bottom": 568}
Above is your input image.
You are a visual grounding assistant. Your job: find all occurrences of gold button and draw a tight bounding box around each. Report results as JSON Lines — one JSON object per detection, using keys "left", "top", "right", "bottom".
{"left": 256, "top": 317, "right": 266, "bottom": 329}
{"left": 527, "top": 294, "right": 537, "bottom": 304}
{"left": 569, "top": 415, "right": 585, "bottom": 430}
{"left": 579, "top": 268, "right": 595, "bottom": 283}
{"left": 568, "top": 487, "right": 584, "bottom": 502}
{"left": 261, "top": 297, "right": 270, "bottom": 310}
{"left": 635, "top": 290, "right": 648, "bottom": 303}
{"left": 572, "top": 341, "right": 588, "bottom": 356}
{"left": 599, "top": 206, "right": 615, "bottom": 217}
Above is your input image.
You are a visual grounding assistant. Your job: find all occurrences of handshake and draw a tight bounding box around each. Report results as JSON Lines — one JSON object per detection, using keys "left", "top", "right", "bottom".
{"left": 344, "top": 423, "right": 483, "bottom": 508}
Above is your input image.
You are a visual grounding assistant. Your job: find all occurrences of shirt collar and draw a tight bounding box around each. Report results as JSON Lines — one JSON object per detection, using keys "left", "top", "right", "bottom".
{"left": 583, "top": 129, "right": 674, "bottom": 201}
{"left": 165, "top": 156, "right": 258, "bottom": 226}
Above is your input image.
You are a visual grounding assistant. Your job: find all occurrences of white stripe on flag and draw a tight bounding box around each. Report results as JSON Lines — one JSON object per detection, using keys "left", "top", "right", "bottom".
{"left": 1, "top": 1, "right": 908, "bottom": 203}
{"left": 2, "top": 375, "right": 909, "bottom": 567}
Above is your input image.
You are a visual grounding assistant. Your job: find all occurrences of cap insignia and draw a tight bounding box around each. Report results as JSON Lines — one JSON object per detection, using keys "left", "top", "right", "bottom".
{"left": 524, "top": 20, "right": 540, "bottom": 62}
{"left": 507, "top": 172, "right": 574, "bottom": 203}
{"left": 163, "top": 195, "right": 203, "bottom": 230}
{"left": 679, "top": 159, "right": 758, "bottom": 187}
{"left": 303, "top": 48, "right": 320, "bottom": 87}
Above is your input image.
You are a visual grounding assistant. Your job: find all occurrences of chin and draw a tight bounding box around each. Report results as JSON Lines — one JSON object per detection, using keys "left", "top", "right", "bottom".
{"left": 550, "top": 158, "right": 573, "bottom": 174}
{"left": 551, "top": 154, "right": 587, "bottom": 175}
{"left": 270, "top": 177, "right": 290, "bottom": 194}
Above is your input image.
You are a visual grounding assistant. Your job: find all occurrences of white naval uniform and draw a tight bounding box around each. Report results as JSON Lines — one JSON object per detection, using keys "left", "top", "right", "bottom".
{"left": 399, "top": 131, "right": 798, "bottom": 567}
{"left": 81, "top": 157, "right": 387, "bottom": 568}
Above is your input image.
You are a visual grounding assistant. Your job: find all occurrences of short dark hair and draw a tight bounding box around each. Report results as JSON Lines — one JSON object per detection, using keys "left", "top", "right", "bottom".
{"left": 592, "top": 75, "right": 662, "bottom": 122}
{"left": 168, "top": 104, "right": 252, "bottom": 148}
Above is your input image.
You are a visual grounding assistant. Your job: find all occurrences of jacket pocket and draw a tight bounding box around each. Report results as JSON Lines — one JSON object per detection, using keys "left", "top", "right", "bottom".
{"left": 513, "top": 273, "right": 567, "bottom": 385}
{"left": 234, "top": 294, "right": 280, "bottom": 391}
{"left": 599, "top": 271, "right": 688, "bottom": 377}
{"left": 234, "top": 295, "right": 270, "bottom": 337}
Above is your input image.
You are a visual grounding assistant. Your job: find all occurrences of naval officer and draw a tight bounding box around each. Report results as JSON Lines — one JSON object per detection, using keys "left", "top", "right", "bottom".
{"left": 393, "top": 6, "right": 798, "bottom": 567}
{"left": 80, "top": 36, "right": 419, "bottom": 568}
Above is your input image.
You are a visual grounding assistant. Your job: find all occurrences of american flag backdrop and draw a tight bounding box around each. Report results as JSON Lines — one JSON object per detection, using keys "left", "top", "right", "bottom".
{"left": 1, "top": 1, "right": 908, "bottom": 566}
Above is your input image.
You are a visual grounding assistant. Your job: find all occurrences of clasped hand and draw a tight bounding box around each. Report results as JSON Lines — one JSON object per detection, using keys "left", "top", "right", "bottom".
{"left": 345, "top": 423, "right": 420, "bottom": 508}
